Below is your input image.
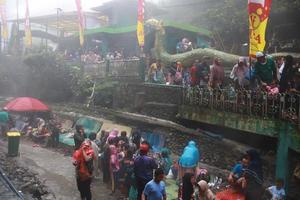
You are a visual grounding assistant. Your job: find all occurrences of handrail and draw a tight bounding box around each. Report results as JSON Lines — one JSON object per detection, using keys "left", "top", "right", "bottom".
{"left": 183, "top": 86, "right": 300, "bottom": 125}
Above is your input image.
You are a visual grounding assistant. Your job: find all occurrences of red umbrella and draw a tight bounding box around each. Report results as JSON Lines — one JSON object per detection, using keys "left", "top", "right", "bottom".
{"left": 3, "top": 97, "right": 50, "bottom": 112}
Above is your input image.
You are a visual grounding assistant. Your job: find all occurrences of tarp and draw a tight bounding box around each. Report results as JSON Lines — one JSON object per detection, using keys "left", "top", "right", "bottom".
{"left": 141, "top": 131, "right": 165, "bottom": 153}
{"left": 59, "top": 117, "right": 102, "bottom": 146}
{"left": 59, "top": 117, "right": 132, "bottom": 146}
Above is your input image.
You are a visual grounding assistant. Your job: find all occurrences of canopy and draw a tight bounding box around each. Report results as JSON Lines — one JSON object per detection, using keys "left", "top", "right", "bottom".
{"left": 3, "top": 97, "right": 50, "bottom": 112}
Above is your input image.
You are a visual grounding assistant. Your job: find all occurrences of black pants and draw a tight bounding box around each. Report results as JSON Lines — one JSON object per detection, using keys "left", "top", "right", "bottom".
{"left": 51, "top": 133, "right": 59, "bottom": 147}
{"left": 136, "top": 178, "right": 150, "bottom": 200}
{"left": 77, "top": 178, "right": 92, "bottom": 200}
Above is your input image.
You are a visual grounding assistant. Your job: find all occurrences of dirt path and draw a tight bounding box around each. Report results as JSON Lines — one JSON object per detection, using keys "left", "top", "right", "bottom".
{"left": 1, "top": 138, "right": 120, "bottom": 200}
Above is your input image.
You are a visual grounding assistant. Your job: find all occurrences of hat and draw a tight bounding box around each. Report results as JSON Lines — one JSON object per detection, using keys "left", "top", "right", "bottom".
{"left": 256, "top": 52, "right": 264, "bottom": 58}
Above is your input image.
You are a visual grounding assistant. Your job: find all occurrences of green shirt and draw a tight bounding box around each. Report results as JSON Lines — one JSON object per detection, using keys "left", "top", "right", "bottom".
{"left": 0, "top": 111, "right": 9, "bottom": 123}
{"left": 254, "top": 58, "right": 276, "bottom": 84}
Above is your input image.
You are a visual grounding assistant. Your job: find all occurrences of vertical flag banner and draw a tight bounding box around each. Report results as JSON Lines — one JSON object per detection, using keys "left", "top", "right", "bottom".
{"left": 248, "top": 0, "right": 272, "bottom": 57}
{"left": 0, "top": 0, "right": 8, "bottom": 40}
{"left": 75, "top": 0, "right": 85, "bottom": 46}
{"left": 24, "top": 0, "right": 32, "bottom": 47}
{"left": 137, "top": 0, "right": 145, "bottom": 47}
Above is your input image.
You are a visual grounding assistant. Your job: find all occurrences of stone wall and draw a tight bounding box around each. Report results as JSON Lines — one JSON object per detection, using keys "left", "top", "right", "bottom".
{"left": 113, "top": 83, "right": 183, "bottom": 120}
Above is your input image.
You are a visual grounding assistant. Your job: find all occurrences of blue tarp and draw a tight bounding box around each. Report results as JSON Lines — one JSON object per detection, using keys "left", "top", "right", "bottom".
{"left": 59, "top": 117, "right": 102, "bottom": 146}
{"left": 141, "top": 132, "right": 165, "bottom": 153}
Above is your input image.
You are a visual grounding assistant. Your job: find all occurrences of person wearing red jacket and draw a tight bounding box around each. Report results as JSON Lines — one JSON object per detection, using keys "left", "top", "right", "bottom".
{"left": 73, "top": 140, "right": 95, "bottom": 200}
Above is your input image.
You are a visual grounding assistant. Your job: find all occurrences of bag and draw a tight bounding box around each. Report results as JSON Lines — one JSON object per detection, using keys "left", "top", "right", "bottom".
{"left": 175, "top": 71, "right": 182, "bottom": 82}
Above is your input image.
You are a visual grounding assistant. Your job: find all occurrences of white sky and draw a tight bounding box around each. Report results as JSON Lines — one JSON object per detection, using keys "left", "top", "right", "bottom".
{"left": 6, "top": 0, "right": 112, "bottom": 20}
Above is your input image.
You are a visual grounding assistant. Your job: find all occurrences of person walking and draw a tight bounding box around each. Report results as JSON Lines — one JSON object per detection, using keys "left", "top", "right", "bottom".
{"left": 73, "top": 140, "right": 95, "bottom": 200}
{"left": 134, "top": 142, "right": 158, "bottom": 200}
{"left": 142, "top": 168, "right": 167, "bottom": 200}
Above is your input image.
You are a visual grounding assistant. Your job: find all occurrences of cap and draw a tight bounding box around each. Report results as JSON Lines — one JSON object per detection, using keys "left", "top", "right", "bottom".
{"left": 256, "top": 52, "right": 264, "bottom": 58}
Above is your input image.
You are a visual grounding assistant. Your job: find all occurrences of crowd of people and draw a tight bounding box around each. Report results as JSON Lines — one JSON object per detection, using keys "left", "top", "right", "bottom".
{"left": 146, "top": 52, "right": 300, "bottom": 95}
{"left": 0, "top": 112, "right": 61, "bottom": 148}
{"left": 71, "top": 125, "right": 288, "bottom": 200}
{"left": 63, "top": 48, "right": 139, "bottom": 65}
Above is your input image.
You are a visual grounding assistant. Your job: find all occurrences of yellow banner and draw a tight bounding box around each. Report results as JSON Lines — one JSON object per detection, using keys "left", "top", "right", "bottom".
{"left": 75, "top": 0, "right": 85, "bottom": 46}
{"left": 24, "top": 0, "right": 32, "bottom": 47}
{"left": 248, "top": 0, "right": 272, "bottom": 57}
{"left": 137, "top": 21, "right": 144, "bottom": 47}
{"left": 0, "top": 0, "right": 8, "bottom": 40}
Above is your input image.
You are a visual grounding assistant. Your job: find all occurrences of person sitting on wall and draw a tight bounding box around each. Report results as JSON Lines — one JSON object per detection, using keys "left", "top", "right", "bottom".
{"left": 227, "top": 154, "right": 250, "bottom": 190}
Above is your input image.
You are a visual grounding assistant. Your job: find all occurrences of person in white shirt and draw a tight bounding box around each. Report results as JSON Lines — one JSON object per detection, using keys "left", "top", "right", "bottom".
{"left": 267, "top": 179, "right": 286, "bottom": 200}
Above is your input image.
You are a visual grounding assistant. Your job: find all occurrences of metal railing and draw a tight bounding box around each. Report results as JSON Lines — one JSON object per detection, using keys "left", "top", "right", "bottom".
{"left": 183, "top": 87, "right": 300, "bottom": 124}
{"left": 83, "top": 58, "right": 140, "bottom": 78}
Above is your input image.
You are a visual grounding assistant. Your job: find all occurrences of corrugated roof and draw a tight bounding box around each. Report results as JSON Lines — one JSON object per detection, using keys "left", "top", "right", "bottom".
{"left": 163, "top": 21, "right": 211, "bottom": 37}
{"left": 82, "top": 21, "right": 211, "bottom": 37}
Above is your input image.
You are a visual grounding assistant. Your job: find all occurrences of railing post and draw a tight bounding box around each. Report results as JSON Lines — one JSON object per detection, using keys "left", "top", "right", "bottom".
{"left": 275, "top": 121, "right": 290, "bottom": 193}
{"left": 105, "top": 59, "right": 110, "bottom": 77}
{"left": 139, "top": 57, "right": 146, "bottom": 82}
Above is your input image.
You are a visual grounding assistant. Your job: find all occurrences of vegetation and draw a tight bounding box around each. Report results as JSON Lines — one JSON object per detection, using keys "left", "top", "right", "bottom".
{"left": 158, "top": 0, "right": 300, "bottom": 54}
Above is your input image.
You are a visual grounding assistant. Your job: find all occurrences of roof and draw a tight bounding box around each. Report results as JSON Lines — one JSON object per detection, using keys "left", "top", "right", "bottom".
{"left": 8, "top": 11, "right": 107, "bottom": 33}
{"left": 82, "top": 21, "right": 211, "bottom": 37}
{"left": 163, "top": 21, "right": 212, "bottom": 37}
{"left": 84, "top": 25, "right": 137, "bottom": 35}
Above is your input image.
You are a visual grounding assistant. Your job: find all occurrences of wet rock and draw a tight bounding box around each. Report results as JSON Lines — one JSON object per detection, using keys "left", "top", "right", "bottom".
{"left": 0, "top": 149, "right": 55, "bottom": 199}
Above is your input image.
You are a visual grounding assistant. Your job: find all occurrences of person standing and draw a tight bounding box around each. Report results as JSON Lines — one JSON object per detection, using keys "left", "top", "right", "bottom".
{"left": 142, "top": 168, "right": 167, "bottom": 200}
{"left": 230, "top": 57, "right": 249, "bottom": 89}
{"left": 74, "top": 125, "right": 86, "bottom": 151}
{"left": 109, "top": 137, "right": 120, "bottom": 194}
{"left": 0, "top": 110, "right": 9, "bottom": 137}
{"left": 209, "top": 58, "right": 225, "bottom": 89}
{"left": 49, "top": 120, "right": 61, "bottom": 147}
{"left": 197, "top": 57, "right": 210, "bottom": 87}
{"left": 254, "top": 52, "right": 277, "bottom": 86}
{"left": 190, "top": 61, "right": 199, "bottom": 87}
{"left": 73, "top": 140, "right": 95, "bottom": 200}
{"left": 134, "top": 142, "right": 158, "bottom": 200}
{"left": 178, "top": 172, "right": 196, "bottom": 200}
{"left": 279, "top": 55, "right": 295, "bottom": 93}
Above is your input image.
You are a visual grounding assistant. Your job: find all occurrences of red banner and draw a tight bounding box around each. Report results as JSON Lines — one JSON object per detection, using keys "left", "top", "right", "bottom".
{"left": 75, "top": 0, "right": 85, "bottom": 46}
{"left": 248, "top": 0, "right": 272, "bottom": 57}
{"left": 137, "top": 0, "right": 145, "bottom": 47}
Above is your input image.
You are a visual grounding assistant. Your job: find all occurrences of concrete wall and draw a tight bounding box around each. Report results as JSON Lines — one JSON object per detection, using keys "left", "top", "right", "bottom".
{"left": 113, "top": 83, "right": 183, "bottom": 120}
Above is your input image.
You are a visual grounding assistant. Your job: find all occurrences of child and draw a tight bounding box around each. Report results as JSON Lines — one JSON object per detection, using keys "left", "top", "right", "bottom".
{"left": 267, "top": 179, "right": 286, "bottom": 200}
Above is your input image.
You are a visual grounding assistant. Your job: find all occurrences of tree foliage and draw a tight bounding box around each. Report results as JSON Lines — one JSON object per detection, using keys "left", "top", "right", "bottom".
{"left": 23, "top": 52, "right": 93, "bottom": 102}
